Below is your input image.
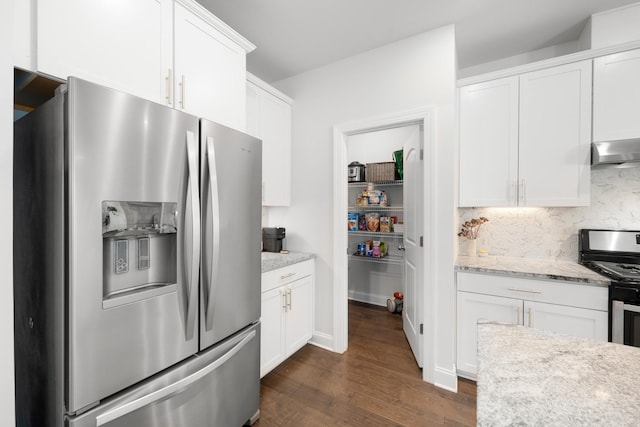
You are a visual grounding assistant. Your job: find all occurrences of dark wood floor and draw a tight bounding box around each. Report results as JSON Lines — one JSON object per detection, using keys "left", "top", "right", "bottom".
{"left": 255, "top": 301, "right": 477, "bottom": 426}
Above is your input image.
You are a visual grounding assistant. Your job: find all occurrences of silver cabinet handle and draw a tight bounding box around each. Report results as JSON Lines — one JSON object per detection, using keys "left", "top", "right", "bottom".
{"left": 280, "top": 272, "right": 296, "bottom": 280}
{"left": 507, "top": 287, "right": 542, "bottom": 294}
{"left": 282, "top": 289, "right": 287, "bottom": 312}
{"left": 528, "top": 307, "right": 532, "bottom": 327}
{"left": 96, "top": 330, "right": 256, "bottom": 426}
{"left": 179, "top": 74, "right": 186, "bottom": 109}
{"left": 184, "top": 130, "right": 200, "bottom": 339}
{"left": 165, "top": 68, "right": 173, "bottom": 105}
{"left": 287, "top": 288, "right": 292, "bottom": 311}
{"left": 204, "top": 137, "right": 220, "bottom": 330}
{"left": 509, "top": 180, "right": 517, "bottom": 204}
{"left": 516, "top": 306, "right": 520, "bottom": 325}
{"left": 518, "top": 179, "right": 525, "bottom": 202}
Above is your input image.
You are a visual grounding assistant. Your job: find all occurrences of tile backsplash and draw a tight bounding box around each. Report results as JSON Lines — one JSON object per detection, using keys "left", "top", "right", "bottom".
{"left": 458, "top": 167, "right": 640, "bottom": 261}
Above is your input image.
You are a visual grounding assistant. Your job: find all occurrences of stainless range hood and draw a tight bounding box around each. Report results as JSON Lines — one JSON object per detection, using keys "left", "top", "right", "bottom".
{"left": 591, "top": 139, "right": 640, "bottom": 168}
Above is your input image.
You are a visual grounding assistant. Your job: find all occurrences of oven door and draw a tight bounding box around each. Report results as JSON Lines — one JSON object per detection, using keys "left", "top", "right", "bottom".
{"left": 611, "top": 300, "right": 640, "bottom": 347}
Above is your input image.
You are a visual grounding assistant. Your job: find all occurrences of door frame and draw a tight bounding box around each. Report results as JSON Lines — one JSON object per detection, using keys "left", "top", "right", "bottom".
{"left": 332, "top": 107, "right": 435, "bottom": 383}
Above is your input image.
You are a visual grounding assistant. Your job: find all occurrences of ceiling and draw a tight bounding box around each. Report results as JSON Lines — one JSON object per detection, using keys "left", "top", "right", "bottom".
{"left": 200, "top": 0, "right": 639, "bottom": 83}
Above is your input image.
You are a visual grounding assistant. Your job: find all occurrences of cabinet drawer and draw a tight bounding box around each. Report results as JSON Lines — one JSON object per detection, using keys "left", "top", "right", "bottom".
{"left": 262, "top": 259, "right": 314, "bottom": 293}
{"left": 456, "top": 272, "right": 607, "bottom": 311}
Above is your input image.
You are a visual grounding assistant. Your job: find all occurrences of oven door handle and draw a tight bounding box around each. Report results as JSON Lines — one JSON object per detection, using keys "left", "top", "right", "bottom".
{"left": 611, "top": 300, "right": 640, "bottom": 344}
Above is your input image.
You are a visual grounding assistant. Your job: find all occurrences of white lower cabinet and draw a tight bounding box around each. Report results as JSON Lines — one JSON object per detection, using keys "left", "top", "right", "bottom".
{"left": 456, "top": 271, "right": 608, "bottom": 380}
{"left": 260, "top": 259, "right": 314, "bottom": 378}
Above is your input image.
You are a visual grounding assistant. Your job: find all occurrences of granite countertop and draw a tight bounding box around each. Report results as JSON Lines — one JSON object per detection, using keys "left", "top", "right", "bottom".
{"left": 261, "top": 251, "right": 314, "bottom": 273}
{"left": 456, "top": 255, "right": 610, "bottom": 286}
{"left": 477, "top": 322, "right": 640, "bottom": 426}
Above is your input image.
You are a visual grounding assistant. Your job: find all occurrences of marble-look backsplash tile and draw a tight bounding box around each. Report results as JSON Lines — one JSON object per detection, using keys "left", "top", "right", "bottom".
{"left": 458, "top": 167, "right": 640, "bottom": 261}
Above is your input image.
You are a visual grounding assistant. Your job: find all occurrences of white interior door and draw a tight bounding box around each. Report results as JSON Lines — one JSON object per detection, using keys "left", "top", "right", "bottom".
{"left": 403, "top": 125, "right": 423, "bottom": 367}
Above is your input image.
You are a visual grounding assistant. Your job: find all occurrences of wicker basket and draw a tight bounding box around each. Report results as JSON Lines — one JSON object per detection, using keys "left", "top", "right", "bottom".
{"left": 366, "top": 162, "right": 396, "bottom": 182}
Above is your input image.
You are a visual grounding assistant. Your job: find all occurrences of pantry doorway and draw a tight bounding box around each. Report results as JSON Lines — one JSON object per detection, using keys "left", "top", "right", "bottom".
{"left": 332, "top": 107, "right": 435, "bottom": 383}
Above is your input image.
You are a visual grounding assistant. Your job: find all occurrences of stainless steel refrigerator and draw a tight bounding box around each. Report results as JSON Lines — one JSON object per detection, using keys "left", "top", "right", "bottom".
{"left": 14, "top": 77, "right": 262, "bottom": 426}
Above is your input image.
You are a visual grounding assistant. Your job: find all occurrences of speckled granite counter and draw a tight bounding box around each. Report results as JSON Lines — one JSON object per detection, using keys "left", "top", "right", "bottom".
{"left": 261, "top": 251, "right": 314, "bottom": 273}
{"left": 456, "top": 255, "right": 610, "bottom": 287}
{"left": 477, "top": 322, "right": 640, "bottom": 426}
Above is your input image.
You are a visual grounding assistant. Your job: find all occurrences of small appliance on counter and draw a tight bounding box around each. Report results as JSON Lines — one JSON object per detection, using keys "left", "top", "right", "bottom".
{"left": 263, "top": 227, "right": 286, "bottom": 252}
{"left": 348, "top": 161, "right": 366, "bottom": 182}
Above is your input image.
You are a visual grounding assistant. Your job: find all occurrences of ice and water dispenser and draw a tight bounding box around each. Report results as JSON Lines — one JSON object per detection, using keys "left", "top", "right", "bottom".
{"left": 102, "top": 201, "right": 177, "bottom": 308}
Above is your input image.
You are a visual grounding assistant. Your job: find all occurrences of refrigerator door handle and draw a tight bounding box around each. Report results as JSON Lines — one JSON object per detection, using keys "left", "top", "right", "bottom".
{"left": 95, "top": 329, "right": 257, "bottom": 426}
{"left": 204, "top": 137, "right": 221, "bottom": 330}
{"left": 185, "top": 130, "right": 200, "bottom": 339}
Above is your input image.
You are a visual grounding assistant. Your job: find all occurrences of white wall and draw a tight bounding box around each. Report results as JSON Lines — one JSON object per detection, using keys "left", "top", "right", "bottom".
{"left": 346, "top": 125, "right": 408, "bottom": 165}
{"left": 1, "top": 1, "right": 16, "bottom": 423}
{"left": 459, "top": 167, "right": 640, "bottom": 260}
{"left": 458, "top": 40, "right": 582, "bottom": 79}
{"left": 268, "top": 25, "right": 458, "bottom": 389}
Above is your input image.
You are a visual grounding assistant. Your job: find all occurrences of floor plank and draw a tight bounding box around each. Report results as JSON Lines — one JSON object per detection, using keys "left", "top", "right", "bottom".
{"left": 255, "top": 301, "right": 477, "bottom": 426}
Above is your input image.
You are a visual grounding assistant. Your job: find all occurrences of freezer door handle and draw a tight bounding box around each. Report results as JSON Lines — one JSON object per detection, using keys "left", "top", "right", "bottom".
{"left": 204, "top": 137, "right": 221, "bottom": 330}
{"left": 185, "top": 130, "right": 200, "bottom": 339}
{"left": 95, "top": 329, "right": 257, "bottom": 426}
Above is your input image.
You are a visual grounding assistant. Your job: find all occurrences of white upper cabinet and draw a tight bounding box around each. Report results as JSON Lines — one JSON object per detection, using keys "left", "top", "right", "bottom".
{"left": 518, "top": 61, "right": 592, "bottom": 207}
{"left": 173, "top": 1, "right": 248, "bottom": 129}
{"left": 246, "top": 73, "right": 293, "bottom": 206}
{"left": 458, "top": 60, "right": 591, "bottom": 207}
{"left": 34, "top": 0, "right": 253, "bottom": 129}
{"left": 37, "top": 0, "right": 168, "bottom": 104}
{"left": 459, "top": 76, "right": 519, "bottom": 207}
{"left": 593, "top": 48, "right": 640, "bottom": 142}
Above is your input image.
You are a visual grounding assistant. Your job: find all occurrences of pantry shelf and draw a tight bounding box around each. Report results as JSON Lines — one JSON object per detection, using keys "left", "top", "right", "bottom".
{"left": 348, "top": 206, "right": 403, "bottom": 211}
{"left": 349, "top": 254, "right": 404, "bottom": 265}
{"left": 348, "top": 180, "right": 403, "bottom": 188}
{"left": 348, "top": 231, "right": 403, "bottom": 238}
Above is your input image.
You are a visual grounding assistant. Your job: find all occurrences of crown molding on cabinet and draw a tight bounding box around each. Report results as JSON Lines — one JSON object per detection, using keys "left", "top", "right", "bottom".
{"left": 174, "top": 0, "right": 256, "bottom": 53}
{"left": 246, "top": 72, "right": 294, "bottom": 105}
{"left": 457, "top": 40, "right": 640, "bottom": 87}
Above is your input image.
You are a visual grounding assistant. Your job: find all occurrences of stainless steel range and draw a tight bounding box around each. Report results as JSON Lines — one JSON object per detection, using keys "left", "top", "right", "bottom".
{"left": 579, "top": 229, "right": 640, "bottom": 347}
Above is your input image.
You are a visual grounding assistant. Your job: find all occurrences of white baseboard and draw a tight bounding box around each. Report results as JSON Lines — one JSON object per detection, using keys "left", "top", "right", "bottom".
{"left": 348, "top": 291, "right": 388, "bottom": 307}
{"left": 309, "top": 331, "right": 336, "bottom": 352}
{"left": 434, "top": 365, "right": 458, "bottom": 392}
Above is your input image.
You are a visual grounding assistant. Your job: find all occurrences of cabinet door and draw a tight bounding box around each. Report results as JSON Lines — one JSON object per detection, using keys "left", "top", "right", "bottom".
{"left": 285, "top": 275, "right": 313, "bottom": 357}
{"left": 258, "top": 89, "right": 292, "bottom": 206}
{"left": 593, "top": 49, "right": 640, "bottom": 142}
{"left": 456, "top": 291, "right": 521, "bottom": 379}
{"left": 245, "top": 81, "right": 261, "bottom": 138}
{"left": 518, "top": 60, "right": 591, "bottom": 207}
{"left": 525, "top": 301, "right": 608, "bottom": 341}
{"left": 37, "top": 0, "right": 168, "bottom": 104}
{"left": 459, "top": 77, "right": 519, "bottom": 207}
{"left": 260, "top": 287, "right": 286, "bottom": 378}
{"left": 174, "top": 3, "right": 246, "bottom": 130}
